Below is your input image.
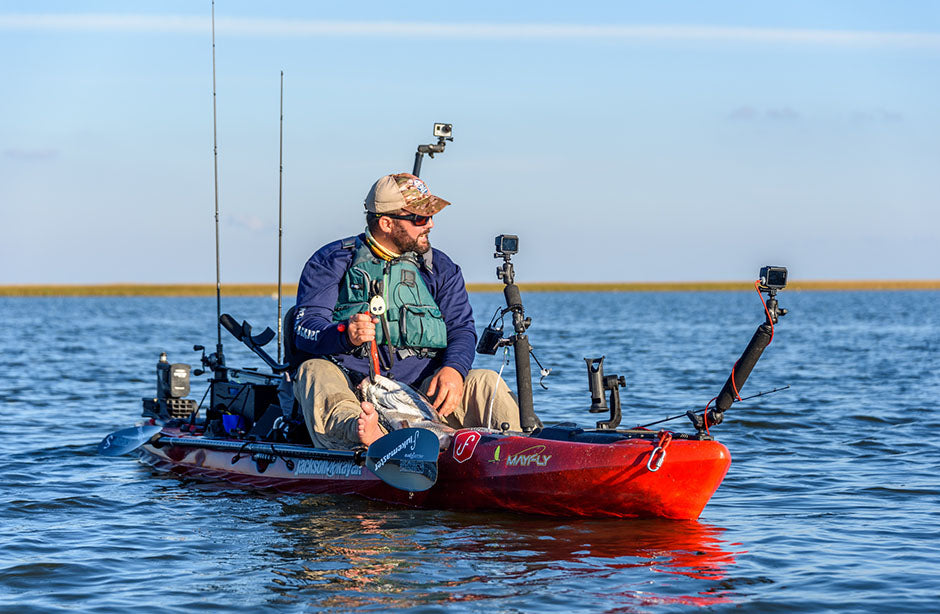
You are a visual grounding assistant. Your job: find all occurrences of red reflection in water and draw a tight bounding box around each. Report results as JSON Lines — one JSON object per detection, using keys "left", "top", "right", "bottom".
{"left": 459, "top": 516, "right": 740, "bottom": 606}
{"left": 275, "top": 503, "right": 741, "bottom": 609}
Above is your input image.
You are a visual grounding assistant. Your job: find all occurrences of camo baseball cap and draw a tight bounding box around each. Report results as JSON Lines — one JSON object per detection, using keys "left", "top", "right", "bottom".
{"left": 364, "top": 173, "right": 451, "bottom": 216}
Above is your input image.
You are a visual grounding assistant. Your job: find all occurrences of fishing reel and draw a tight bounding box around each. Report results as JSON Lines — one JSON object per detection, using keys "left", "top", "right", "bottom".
{"left": 477, "top": 310, "right": 510, "bottom": 355}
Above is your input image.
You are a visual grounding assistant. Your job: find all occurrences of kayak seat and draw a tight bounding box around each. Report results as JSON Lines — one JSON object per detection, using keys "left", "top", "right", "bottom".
{"left": 283, "top": 305, "right": 318, "bottom": 373}
{"left": 280, "top": 306, "right": 312, "bottom": 445}
{"left": 283, "top": 305, "right": 299, "bottom": 372}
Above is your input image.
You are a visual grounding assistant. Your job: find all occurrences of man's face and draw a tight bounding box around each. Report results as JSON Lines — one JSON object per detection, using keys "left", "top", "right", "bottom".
{"left": 387, "top": 215, "right": 434, "bottom": 254}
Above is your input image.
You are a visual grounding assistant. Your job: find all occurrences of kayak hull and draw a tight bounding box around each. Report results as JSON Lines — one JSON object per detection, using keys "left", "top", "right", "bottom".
{"left": 139, "top": 427, "right": 730, "bottom": 519}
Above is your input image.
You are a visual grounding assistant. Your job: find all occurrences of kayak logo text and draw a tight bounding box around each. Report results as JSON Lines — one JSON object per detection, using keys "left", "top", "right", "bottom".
{"left": 504, "top": 444, "right": 552, "bottom": 468}
{"left": 452, "top": 431, "right": 481, "bottom": 463}
{"left": 293, "top": 459, "right": 363, "bottom": 477}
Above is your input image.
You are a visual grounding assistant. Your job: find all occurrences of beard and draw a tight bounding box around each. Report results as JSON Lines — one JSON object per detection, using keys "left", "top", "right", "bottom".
{"left": 389, "top": 222, "right": 431, "bottom": 254}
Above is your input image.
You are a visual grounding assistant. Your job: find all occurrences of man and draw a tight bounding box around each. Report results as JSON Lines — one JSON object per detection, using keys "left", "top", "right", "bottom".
{"left": 291, "top": 172, "right": 520, "bottom": 449}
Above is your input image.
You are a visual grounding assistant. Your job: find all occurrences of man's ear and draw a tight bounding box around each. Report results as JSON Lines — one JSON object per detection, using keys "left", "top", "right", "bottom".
{"left": 377, "top": 215, "right": 395, "bottom": 234}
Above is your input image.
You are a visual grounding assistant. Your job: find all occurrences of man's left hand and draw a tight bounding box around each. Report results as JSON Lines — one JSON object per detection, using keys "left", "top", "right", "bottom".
{"left": 427, "top": 366, "right": 464, "bottom": 419}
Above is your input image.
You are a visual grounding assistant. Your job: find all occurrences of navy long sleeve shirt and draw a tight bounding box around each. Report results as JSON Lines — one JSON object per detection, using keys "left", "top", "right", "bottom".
{"left": 293, "top": 234, "right": 477, "bottom": 386}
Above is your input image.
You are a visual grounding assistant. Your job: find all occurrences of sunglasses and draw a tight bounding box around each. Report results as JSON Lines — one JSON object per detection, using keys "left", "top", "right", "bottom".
{"left": 381, "top": 212, "right": 432, "bottom": 227}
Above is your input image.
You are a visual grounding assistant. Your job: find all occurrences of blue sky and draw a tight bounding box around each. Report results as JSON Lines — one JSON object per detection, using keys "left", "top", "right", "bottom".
{"left": 1, "top": 1, "right": 938, "bottom": 284}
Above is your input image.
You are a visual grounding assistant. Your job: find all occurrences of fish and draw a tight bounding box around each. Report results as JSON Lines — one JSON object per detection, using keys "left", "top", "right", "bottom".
{"left": 360, "top": 375, "right": 455, "bottom": 449}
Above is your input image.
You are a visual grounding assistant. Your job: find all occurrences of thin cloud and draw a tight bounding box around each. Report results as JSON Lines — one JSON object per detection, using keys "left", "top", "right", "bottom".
{"left": 728, "top": 106, "right": 759, "bottom": 120}
{"left": 226, "top": 213, "right": 267, "bottom": 233}
{"left": 767, "top": 107, "right": 800, "bottom": 121}
{"left": 852, "top": 108, "right": 904, "bottom": 123}
{"left": 4, "top": 148, "right": 59, "bottom": 160}
{"left": 727, "top": 106, "right": 801, "bottom": 121}
{"left": 2, "top": 13, "right": 940, "bottom": 50}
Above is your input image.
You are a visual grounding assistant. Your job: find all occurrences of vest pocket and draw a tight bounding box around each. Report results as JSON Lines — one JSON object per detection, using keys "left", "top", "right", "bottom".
{"left": 398, "top": 305, "right": 447, "bottom": 349}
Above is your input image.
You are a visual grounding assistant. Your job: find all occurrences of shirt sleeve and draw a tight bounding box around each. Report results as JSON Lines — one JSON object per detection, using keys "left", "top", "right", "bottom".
{"left": 430, "top": 252, "right": 477, "bottom": 378}
{"left": 294, "top": 242, "right": 354, "bottom": 356}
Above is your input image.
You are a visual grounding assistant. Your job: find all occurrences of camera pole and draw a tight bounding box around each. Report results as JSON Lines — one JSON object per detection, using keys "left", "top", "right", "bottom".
{"left": 496, "top": 252, "right": 539, "bottom": 432}
{"left": 688, "top": 279, "right": 788, "bottom": 434}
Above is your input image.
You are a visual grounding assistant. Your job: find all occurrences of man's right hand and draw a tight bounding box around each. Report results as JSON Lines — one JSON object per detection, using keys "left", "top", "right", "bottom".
{"left": 345, "top": 312, "right": 378, "bottom": 346}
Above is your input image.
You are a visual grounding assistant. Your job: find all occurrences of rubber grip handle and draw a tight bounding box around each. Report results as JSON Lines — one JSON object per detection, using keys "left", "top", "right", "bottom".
{"left": 219, "top": 313, "right": 242, "bottom": 339}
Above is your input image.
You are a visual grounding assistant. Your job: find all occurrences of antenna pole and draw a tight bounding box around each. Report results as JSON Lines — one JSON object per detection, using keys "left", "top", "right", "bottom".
{"left": 210, "top": 0, "right": 223, "bottom": 365}
{"left": 277, "top": 70, "right": 285, "bottom": 363}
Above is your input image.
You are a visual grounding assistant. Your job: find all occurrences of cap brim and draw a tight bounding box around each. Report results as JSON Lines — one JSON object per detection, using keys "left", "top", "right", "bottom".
{"left": 403, "top": 195, "right": 450, "bottom": 216}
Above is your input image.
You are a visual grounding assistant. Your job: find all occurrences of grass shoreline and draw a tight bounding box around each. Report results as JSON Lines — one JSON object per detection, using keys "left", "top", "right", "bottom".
{"left": 1, "top": 280, "right": 938, "bottom": 297}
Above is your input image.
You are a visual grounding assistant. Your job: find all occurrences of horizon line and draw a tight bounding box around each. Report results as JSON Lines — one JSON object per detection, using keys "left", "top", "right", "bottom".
{"left": 2, "top": 14, "right": 939, "bottom": 49}
{"left": 2, "top": 280, "right": 939, "bottom": 297}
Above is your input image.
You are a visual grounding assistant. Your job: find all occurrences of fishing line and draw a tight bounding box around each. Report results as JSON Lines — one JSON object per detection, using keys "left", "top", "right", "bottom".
{"left": 636, "top": 386, "right": 791, "bottom": 429}
{"left": 484, "top": 347, "right": 511, "bottom": 429}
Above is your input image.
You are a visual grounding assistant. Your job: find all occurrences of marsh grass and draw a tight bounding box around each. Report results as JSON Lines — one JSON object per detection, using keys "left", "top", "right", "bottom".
{"left": 2, "top": 280, "right": 938, "bottom": 296}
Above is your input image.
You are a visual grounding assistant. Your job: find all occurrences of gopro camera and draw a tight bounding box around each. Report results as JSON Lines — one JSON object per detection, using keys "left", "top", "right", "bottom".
{"left": 433, "top": 123, "right": 453, "bottom": 138}
{"left": 495, "top": 234, "right": 518, "bottom": 255}
{"left": 759, "top": 266, "right": 788, "bottom": 291}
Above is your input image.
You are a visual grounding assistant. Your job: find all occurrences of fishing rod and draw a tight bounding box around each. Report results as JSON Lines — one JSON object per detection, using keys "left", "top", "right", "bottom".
{"left": 276, "top": 70, "right": 284, "bottom": 363}
{"left": 210, "top": 0, "right": 224, "bottom": 366}
{"left": 636, "top": 385, "right": 791, "bottom": 430}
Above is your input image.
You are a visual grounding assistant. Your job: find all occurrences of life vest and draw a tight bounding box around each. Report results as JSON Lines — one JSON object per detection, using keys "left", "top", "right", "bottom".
{"left": 332, "top": 236, "right": 448, "bottom": 355}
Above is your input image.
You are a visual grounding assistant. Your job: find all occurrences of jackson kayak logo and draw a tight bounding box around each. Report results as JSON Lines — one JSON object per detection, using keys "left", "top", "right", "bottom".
{"left": 452, "top": 431, "right": 481, "bottom": 463}
{"left": 502, "top": 444, "right": 552, "bottom": 468}
{"left": 293, "top": 459, "right": 362, "bottom": 477}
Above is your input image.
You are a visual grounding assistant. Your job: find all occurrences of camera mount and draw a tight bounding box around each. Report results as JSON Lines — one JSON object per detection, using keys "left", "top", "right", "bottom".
{"left": 758, "top": 265, "right": 788, "bottom": 325}
{"left": 585, "top": 356, "right": 626, "bottom": 429}
{"left": 412, "top": 123, "right": 454, "bottom": 177}
{"left": 480, "top": 235, "right": 540, "bottom": 432}
{"left": 687, "top": 266, "right": 789, "bottom": 435}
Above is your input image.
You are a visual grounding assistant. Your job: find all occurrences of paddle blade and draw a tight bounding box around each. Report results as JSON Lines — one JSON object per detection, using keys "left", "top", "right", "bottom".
{"left": 364, "top": 428, "right": 439, "bottom": 492}
{"left": 97, "top": 424, "right": 163, "bottom": 456}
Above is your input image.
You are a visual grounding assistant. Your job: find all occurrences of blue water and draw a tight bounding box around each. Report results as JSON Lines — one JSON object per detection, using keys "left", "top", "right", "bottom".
{"left": 1, "top": 290, "right": 938, "bottom": 613}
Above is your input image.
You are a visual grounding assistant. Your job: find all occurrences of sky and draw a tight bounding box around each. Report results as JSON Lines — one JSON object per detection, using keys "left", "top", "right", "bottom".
{"left": 1, "top": 1, "right": 938, "bottom": 285}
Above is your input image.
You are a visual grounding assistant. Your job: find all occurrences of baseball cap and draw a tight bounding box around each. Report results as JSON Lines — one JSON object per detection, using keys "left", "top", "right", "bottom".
{"left": 364, "top": 173, "right": 451, "bottom": 216}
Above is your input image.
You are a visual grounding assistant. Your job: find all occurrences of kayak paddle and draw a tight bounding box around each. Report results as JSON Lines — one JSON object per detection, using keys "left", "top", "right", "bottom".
{"left": 97, "top": 424, "right": 164, "bottom": 456}
{"left": 364, "top": 427, "right": 439, "bottom": 492}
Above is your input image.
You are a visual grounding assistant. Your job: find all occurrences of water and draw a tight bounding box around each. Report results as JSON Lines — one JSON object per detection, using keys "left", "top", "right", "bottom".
{"left": 2, "top": 291, "right": 938, "bottom": 613}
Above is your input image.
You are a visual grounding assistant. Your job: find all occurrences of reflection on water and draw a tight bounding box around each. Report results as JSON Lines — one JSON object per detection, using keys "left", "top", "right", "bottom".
{"left": 266, "top": 497, "right": 739, "bottom": 611}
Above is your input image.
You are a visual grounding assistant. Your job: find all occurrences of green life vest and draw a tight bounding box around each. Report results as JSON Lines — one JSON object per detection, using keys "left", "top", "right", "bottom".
{"left": 332, "top": 237, "right": 448, "bottom": 353}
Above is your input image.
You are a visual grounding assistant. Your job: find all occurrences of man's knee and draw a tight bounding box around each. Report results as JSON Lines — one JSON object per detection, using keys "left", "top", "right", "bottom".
{"left": 293, "top": 359, "right": 358, "bottom": 414}
{"left": 295, "top": 358, "right": 348, "bottom": 384}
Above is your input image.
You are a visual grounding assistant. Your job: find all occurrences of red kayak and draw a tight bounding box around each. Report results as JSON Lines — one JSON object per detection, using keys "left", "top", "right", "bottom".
{"left": 136, "top": 423, "right": 730, "bottom": 520}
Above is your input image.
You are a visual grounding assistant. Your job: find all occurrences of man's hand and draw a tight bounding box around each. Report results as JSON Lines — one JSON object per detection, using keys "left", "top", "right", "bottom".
{"left": 346, "top": 313, "right": 378, "bottom": 346}
{"left": 427, "top": 366, "right": 464, "bottom": 419}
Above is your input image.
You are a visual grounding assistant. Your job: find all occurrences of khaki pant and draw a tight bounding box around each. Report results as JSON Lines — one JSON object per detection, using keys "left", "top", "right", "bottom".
{"left": 292, "top": 358, "right": 521, "bottom": 449}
